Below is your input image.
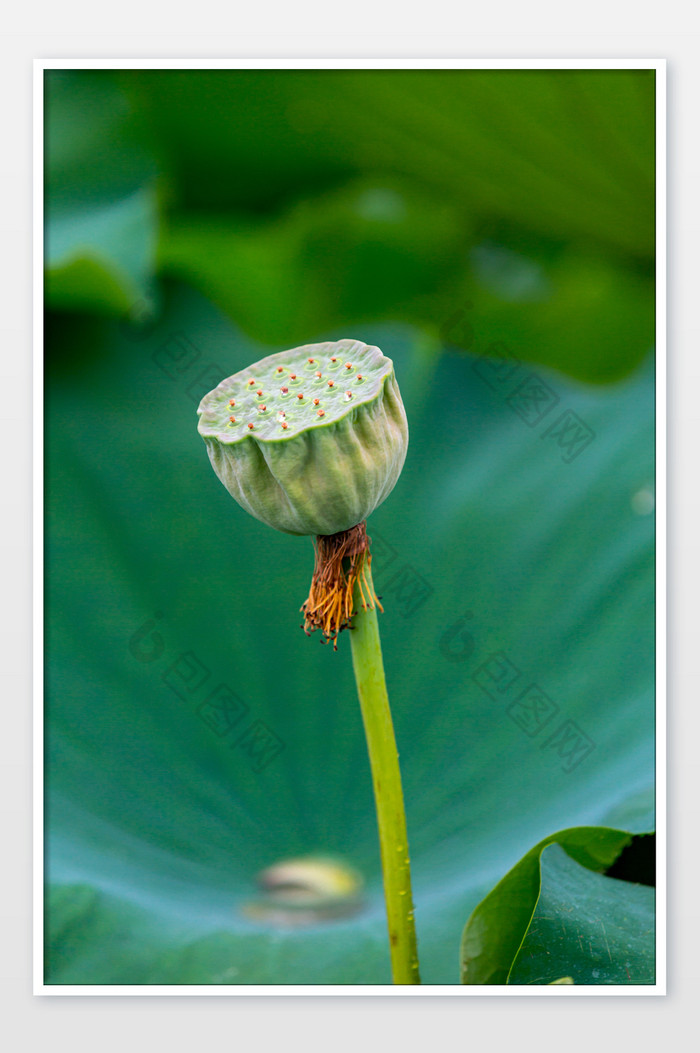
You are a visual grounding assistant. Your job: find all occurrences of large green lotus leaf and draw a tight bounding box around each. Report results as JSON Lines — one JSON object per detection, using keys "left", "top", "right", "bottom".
{"left": 44, "top": 71, "right": 159, "bottom": 314}
{"left": 45, "top": 284, "right": 654, "bottom": 984}
{"left": 122, "top": 69, "right": 654, "bottom": 258}
{"left": 460, "top": 825, "right": 654, "bottom": 985}
{"left": 507, "top": 843, "right": 655, "bottom": 985}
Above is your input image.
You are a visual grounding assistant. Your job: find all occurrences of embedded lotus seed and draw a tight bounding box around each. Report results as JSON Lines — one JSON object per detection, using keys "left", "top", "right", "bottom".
{"left": 318, "top": 410, "right": 325, "bottom": 417}
{"left": 328, "top": 381, "right": 335, "bottom": 388}
{"left": 297, "top": 393, "right": 304, "bottom": 400}
{"left": 313, "top": 398, "right": 320, "bottom": 405}
{"left": 248, "top": 423, "right": 254, "bottom": 429}
{"left": 344, "top": 392, "right": 353, "bottom": 401}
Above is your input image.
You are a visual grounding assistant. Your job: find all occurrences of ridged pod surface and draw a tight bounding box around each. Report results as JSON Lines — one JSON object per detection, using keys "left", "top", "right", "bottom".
{"left": 197, "top": 339, "right": 408, "bottom": 536}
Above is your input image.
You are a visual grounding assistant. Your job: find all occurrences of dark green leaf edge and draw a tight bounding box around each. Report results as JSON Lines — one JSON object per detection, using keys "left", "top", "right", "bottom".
{"left": 459, "top": 824, "right": 653, "bottom": 985}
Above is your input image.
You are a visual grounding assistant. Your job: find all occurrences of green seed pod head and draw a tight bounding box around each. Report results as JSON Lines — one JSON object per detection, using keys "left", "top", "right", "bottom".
{"left": 197, "top": 339, "right": 408, "bottom": 536}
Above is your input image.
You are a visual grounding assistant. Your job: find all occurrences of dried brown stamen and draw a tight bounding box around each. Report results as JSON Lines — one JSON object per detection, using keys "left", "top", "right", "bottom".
{"left": 300, "top": 522, "right": 382, "bottom": 649}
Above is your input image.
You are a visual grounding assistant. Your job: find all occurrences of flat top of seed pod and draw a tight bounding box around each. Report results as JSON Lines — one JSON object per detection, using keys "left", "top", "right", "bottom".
{"left": 197, "top": 339, "right": 393, "bottom": 443}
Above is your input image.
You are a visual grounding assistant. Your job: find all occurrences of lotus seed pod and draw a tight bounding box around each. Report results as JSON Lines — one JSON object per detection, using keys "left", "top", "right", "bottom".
{"left": 197, "top": 339, "right": 408, "bottom": 537}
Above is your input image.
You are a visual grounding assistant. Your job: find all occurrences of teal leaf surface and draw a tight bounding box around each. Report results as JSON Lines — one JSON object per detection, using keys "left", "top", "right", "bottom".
{"left": 45, "top": 284, "right": 655, "bottom": 984}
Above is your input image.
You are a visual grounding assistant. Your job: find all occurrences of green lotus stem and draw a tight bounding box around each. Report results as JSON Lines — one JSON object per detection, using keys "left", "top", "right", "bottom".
{"left": 198, "top": 340, "right": 415, "bottom": 983}
{"left": 350, "top": 564, "right": 421, "bottom": 985}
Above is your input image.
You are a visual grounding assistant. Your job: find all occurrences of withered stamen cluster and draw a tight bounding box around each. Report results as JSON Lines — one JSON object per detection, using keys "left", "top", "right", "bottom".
{"left": 301, "top": 522, "right": 383, "bottom": 649}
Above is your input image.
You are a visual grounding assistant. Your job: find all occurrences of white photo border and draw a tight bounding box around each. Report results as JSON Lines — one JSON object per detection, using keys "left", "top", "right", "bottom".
{"left": 33, "top": 56, "right": 666, "bottom": 997}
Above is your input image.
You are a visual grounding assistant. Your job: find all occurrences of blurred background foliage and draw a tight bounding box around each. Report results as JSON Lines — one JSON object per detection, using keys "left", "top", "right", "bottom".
{"left": 46, "top": 67, "right": 655, "bottom": 381}
{"left": 44, "top": 68, "right": 656, "bottom": 985}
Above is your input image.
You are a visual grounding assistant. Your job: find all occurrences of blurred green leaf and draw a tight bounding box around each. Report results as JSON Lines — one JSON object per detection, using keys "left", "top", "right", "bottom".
{"left": 44, "top": 71, "right": 159, "bottom": 313}
{"left": 460, "top": 824, "right": 654, "bottom": 984}
{"left": 158, "top": 178, "right": 472, "bottom": 346}
{"left": 124, "top": 69, "right": 654, "bottom": 258}
{"left": 45, "top": 285, "right": 654, "bottom": 984}
{"left": 46, "top": 186, "right": 159, "bottom": 314}
{"left": 451, "top": 241, "right": 654, "bottom": 382}
{"left": 507, "top": 843, "right": 655, "bottom": 985}
{"left": 147, "top": 68, "right": 655, "bottom": 383}
{"left": 160, "top": 205, "right": 653, "bottom": 383}
{"left": 46, "top": 69, "right": 655, "bottom": 382}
